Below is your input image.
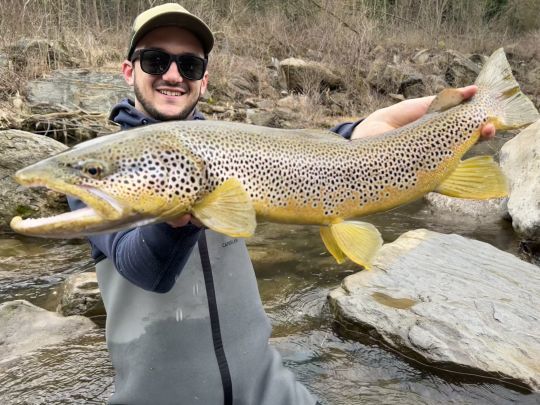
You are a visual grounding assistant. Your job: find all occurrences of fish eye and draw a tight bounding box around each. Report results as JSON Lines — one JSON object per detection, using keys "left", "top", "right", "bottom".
{"left": 82, "top": 161, "right": 106, "bottom": 179}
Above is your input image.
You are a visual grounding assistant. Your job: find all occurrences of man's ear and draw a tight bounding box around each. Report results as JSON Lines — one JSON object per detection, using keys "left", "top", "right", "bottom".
{"left": 122, "top": 60, "right": 135, "bottom": 86}
{"left": 199, "top": 71, "right": 209, "bottom": 97}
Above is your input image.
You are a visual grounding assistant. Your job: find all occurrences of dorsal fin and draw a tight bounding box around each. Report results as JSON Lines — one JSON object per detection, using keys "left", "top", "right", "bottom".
{"left": 427, "top": 88, "right": 467, "bottom": 113}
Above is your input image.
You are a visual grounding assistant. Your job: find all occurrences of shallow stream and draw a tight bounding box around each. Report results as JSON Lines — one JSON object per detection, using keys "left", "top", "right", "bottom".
{"left": 0, "top": 198, "right": 537, "bottom": 404}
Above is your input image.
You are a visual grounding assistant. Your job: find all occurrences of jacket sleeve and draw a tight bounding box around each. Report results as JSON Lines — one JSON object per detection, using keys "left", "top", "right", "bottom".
{"left": 68, "top": 197, "right": 200, "bottom": 293}
{"left": 330, "top": 118, "right": 364, "bottom": 139}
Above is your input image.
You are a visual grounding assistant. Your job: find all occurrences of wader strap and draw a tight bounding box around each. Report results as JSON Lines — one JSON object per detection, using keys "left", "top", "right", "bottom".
{"left": 198, "top": 230, "right": 233, "bottom": 405}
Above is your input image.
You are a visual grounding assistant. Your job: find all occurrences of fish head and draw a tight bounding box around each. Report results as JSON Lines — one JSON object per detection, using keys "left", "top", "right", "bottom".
{"left": 10, "top": 130, "right": 206, "bottom": 238}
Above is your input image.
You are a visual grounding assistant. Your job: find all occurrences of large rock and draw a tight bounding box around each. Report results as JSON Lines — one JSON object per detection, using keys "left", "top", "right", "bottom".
{"left": 0, "top": 130, "right": 68, "bottom": 230}
{"left": 367, "top": 59, "right": 425, "bottom": 97}
{"left": 500, "top": 119, "right": 540, "bottom": 241}
{"left": 280, "top": 58, "right": 345, "bottom": 92}
{"left": 424, "top": 192, "right": 507, "bottom": 221}
{"left": 26, "top": 69, "right": 131, "bottom": 114}
{"left": 57, "top": 272, "right": 105, "bottom": 317}
{"left": 329, "top": 229, "right": 540, "bottom": 391}
{"left": 443, "top": 50, "right": 482, "bottom": 87}
{"left": 0, "top": 300, "right": 96, "bottom": 364}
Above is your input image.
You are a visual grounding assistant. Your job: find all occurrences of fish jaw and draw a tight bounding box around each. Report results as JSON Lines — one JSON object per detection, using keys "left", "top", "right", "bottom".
{"left": 10, "top": 165, "right": 144, "bottom": 238}
{"left": 14, "top": 163, "right": 129, "bottom": 220}
{"left": 12, "top": 207, "right": 124, "bottom": 238}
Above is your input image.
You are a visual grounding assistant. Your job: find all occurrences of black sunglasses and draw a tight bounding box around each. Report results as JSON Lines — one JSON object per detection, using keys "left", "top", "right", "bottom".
{"left": 131, "top": 49, "right": 207, "bottom": 81}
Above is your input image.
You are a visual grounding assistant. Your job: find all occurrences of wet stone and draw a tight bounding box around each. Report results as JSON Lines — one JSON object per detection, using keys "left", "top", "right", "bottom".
{"left": 0, "top": 130, "right": 68, "bottom": 230}
{"left": 329, "top": 229, "right": 540, "bottom": 392}
{"left": 500, "top": 119, "right": 540, "bottom": 242}
{"left": 0, "top": 300, "right": 96, "bottom": 364}
{"left": 57, "top": 272, "right": 105, "bottom": 317}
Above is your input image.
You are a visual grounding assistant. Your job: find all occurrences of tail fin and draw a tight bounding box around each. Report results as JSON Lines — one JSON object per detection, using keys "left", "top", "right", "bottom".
{"left": 475, "top": 48, "right": 539, "bottom": 130}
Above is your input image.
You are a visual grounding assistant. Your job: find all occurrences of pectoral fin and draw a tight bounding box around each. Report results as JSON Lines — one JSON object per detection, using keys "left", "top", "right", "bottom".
{"left": 435, "top": 156, "right": 508, "bottom": 199}
{"left": 320, "top": 221, "right": 383, "bottom": 268}
{"left": 192, "top": 178, "right": 256, "bottom": 238}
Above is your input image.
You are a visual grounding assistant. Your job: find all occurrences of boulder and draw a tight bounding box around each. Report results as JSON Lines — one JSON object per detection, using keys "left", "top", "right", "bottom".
{"left": 57, "top": 272, "right": 105, "bottom": 317}
{"left": 329, "top": 229, "right": 540, "bottom": 391}
{"left": 0, "top": 300, "right": 96, "bottom": 364}
{"left": 26, "top": 69, "right": 131, "bottom": 114}
{"left": 0, "top": 130, "right": 68, "bottom": 231}
{"left": 424, "top": 192, "right": 507, "bottom": 221}
{"left": 245, "top": 108, "right": 296, "bottom": 128}
{"left": 443, "top": 50, "right": 482, "bottom": 87}
{"left": 280, "top": 58, "right": 344, "bottom": 92}
{"left": 412, "top": 49, "right": 431, "bottom": 65}
{"left": 500, "top": 119, "right": 540, "bottom": 241}
{"left": 367, "top": 60, "right": 425, "bottom": 97}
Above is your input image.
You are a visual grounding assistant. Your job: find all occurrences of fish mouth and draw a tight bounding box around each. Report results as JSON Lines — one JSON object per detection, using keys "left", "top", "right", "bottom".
{"left": 10, "top": 175, "right": 142, "bottom": 238}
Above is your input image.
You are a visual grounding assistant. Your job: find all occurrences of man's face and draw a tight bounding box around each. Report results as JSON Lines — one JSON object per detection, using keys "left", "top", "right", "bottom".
{"left": 122, "top": 26, "right": 209, "bottom": 121}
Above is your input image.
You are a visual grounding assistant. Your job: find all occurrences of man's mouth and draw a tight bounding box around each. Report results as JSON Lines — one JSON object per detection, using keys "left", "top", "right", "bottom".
{"left": 157, "top": 89, "right": 185, "bottom": 97}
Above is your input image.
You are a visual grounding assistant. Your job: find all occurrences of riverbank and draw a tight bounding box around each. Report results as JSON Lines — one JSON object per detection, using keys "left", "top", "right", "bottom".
{"left": 1, "top": 0, "right": 539, "bottom": 136}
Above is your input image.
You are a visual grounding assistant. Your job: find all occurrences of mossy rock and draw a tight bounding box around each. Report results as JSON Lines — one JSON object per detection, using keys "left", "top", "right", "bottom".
{"left": 0, "top": 129, "right": 68, "bottom": 231}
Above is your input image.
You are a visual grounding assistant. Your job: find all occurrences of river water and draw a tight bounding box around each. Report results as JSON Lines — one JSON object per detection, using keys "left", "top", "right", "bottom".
{"left": 0, "top": 197, "right": 537, "bottom": 404}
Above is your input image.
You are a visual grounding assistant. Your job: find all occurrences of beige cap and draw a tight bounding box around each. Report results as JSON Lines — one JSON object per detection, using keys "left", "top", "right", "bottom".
{"left": 127, "top": 3, "right": 214, "bottom": 59}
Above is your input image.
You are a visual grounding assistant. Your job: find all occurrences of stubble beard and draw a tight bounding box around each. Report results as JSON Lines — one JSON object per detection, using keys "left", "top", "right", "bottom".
{"left": 134, "top": 81, "right": 200, "bottom": 122}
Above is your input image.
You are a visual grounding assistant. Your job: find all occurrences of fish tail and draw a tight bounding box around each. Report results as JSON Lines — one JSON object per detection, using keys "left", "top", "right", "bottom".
{"left": 475, "top": 48, "right": 539, "bottom": 130}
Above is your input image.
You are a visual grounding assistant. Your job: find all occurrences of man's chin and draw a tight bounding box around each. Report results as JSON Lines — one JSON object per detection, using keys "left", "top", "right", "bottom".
{"left": 146, "top": 105, "right": 195, "bottom": 121}
{"left": 161, "top": 110, "right": 193, "bottom": 121}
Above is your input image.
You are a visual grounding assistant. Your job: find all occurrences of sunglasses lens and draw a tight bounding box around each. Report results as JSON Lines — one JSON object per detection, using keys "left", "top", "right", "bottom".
{"left": 140, "top": 50, "right": 171, "bottom": 75}
{"left": 135, "top": 50, "right": 206, "bottom": 80}
{"left": 177, "top": 55, "right": 206, "bottom": 80}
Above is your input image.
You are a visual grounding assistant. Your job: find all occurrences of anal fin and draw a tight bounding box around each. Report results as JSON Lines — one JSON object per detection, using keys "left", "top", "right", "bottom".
{"left": 320, "top": 226, "right": 347, "bottom": 264}
{"left": 427, "top": 88, "right": 467, "bottom": 113}
{"left": 320, "top": 221, "right": 383, "bottom": 268}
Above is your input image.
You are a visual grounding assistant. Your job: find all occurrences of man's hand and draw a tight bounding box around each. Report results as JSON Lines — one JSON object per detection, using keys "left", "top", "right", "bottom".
{"left": 351, "top": 85, "right": 496, "bottom": 140}
{"left": 167, "top": 214, "right": 203, "bottom": 228}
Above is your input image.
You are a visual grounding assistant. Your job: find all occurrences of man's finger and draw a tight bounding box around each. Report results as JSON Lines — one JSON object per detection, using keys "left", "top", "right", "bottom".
{"left": 458, "top": 85, "right": 478, "bottom": 101}
{"left": 480, "top": 123, "right": 496, "bottom": 140}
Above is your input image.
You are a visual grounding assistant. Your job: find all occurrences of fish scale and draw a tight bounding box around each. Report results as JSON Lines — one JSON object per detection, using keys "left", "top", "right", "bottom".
{"left": 165, "top": 106, "right": 481, "bottom": 223}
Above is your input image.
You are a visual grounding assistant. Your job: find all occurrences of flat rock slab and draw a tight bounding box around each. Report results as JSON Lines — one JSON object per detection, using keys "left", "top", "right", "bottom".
{"left": 329, "top": 229, "right": 540, "bottom": 391}
{"left": 27, "top": 69, "right": 132, "bottom": 114}
{"left": 0, "top": 300, "right": 96, "bottom": 364}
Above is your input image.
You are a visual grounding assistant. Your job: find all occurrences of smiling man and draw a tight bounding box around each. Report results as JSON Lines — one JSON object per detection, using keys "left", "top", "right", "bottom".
{"left": 111, "top": 5, "right": 212, "bottom": 127}
{"left": 123, "top": 26, "right": 208, "bottom": 121}
{"left": 94, "top": 4, "right": 320, "bottom": 405}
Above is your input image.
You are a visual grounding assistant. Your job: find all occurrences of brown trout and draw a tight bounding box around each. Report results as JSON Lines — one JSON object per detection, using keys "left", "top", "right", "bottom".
{"left": 10, "top": 48, "right": 539, "bottom": 267}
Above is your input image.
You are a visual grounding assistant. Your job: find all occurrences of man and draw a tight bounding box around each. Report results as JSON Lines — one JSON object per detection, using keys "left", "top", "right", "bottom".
{"left": 74, "top": 3, "right": 495, "bottom": 404}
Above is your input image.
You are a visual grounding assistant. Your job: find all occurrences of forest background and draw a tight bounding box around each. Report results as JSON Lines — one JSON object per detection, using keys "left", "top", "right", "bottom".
{"left": 0, "top": 0, "right": 539, "bottom": 125}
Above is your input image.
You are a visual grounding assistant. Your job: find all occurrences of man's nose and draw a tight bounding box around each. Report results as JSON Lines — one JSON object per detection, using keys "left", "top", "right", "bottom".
{"left": 161, "top": 61, "right": 184, "bottom": 82}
